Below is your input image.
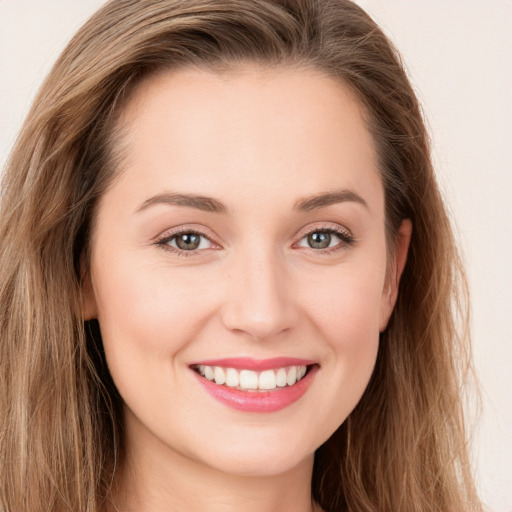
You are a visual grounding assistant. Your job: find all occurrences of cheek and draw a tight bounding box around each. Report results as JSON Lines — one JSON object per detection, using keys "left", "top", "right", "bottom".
{"left": 320, "top": 272, "right": 382, "bottom": 374}
{"left": 303, "top": 256, "right": 386, "bottom": 344}
{"left": 297, "top": 257, "right": 385, "bottom": 424}
{"left": 91, "top": 254, "right": 217, "bottom": 387}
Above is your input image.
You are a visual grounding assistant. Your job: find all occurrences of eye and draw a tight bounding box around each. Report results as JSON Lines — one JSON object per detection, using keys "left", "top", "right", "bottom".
{"left": 156, "top": 230, "right": 215, "bottom": 253}
{"left": 296, "top": 226, "right": 354, "bottom": 251}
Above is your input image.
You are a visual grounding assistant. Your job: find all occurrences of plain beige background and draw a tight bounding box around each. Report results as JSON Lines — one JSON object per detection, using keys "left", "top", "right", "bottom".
{"left": 1, "top": 1, "right": 511, "bottom": 510}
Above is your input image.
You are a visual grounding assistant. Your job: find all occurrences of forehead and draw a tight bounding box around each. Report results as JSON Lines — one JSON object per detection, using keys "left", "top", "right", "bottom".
{"left": 110, "top": 65, "right": 383, "bottom": 215}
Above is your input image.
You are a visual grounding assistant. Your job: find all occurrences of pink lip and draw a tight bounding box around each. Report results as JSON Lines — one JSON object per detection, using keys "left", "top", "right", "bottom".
{"left": 189, "top": 357, "right": 316, "bottom": 371}
{"left": 191, "top": 362, "right": 319, "bottom": 413}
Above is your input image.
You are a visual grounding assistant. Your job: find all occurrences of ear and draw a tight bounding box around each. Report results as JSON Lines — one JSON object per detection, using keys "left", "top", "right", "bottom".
{"left": 379, "top": 219, "right": 412, "bottom": 332}
{"left": 80, "top": 260, "right": 98, "bottom": 320}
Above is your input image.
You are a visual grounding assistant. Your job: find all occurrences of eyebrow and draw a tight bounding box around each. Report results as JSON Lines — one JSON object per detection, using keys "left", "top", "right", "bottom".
{"left": 294, "top": 188, "right": 368, "bottom": 211}
{"left": 135, "top": 187, "right": 367, "bottom": 215}
{"left": 136, "top": 193, "right": 227, "bottom": 214}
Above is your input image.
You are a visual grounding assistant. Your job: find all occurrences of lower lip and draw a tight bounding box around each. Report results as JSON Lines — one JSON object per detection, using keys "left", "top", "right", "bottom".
{"left": 192, "top": 366, "right": 318, "bottom": 413}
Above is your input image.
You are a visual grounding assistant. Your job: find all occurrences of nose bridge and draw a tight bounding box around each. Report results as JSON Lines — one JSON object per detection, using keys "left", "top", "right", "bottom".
{"left": 221, "top": 243, "right": 297, "bottom": 340}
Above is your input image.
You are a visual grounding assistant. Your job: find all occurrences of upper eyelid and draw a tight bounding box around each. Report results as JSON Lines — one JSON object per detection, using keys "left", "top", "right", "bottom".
{"left": 154, "top": 225, "right": 218, "bottom": 243}
{"left": 296, "top": 222, "right": 353, "bottom": 239}
{"left": 300, "top": 225, "right": 349, "bottom": 235}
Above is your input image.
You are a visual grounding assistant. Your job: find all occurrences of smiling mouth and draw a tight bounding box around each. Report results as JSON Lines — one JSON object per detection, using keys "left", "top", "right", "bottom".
{"left": 191, "top": 364, "right": 314, "bottom": 392}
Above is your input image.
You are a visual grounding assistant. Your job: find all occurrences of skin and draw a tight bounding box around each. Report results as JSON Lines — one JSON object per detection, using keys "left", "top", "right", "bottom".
{"left": 83, "top": 65, "right": 411, "bottom": 512}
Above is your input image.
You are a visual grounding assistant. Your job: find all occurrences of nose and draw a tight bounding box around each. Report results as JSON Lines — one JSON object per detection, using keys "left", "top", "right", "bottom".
{"left": 220, "top": 248, "right": 299, "bottom": 341}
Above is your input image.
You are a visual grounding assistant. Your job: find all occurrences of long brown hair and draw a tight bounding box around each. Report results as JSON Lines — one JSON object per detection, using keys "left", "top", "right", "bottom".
{"left": 0, "top": 1, "right": 482, "bottom": 510}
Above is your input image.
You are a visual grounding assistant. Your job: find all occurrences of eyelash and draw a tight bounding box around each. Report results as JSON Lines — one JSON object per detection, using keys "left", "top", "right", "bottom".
{"left": 155, "top": 227, "right": 217, "bottom": 257}
{"left": 297, "top": 225, "right": 356, "bottom": 254}
{"left": 154, "top": 225, "right": 355, "bottom": 257}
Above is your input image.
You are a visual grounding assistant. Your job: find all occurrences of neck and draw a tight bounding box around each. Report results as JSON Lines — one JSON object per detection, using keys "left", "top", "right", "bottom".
{"left": 109, "top": 417, "right": 319, "bottom": 512}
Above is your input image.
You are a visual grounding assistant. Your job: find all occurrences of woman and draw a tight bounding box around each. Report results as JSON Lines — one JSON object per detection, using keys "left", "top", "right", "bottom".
{"left": 0, "top": 0, "right": 483, "bottom": 511}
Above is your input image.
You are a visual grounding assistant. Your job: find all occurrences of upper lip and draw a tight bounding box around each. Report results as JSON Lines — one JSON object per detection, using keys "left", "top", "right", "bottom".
{"left": 189, "top": 357, "right": 317, "bottom": 371}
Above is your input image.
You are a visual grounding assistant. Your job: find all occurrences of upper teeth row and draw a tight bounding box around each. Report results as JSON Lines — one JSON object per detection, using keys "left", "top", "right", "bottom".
{"left": 196, "top": 365, "right": 307, "bottom": 391}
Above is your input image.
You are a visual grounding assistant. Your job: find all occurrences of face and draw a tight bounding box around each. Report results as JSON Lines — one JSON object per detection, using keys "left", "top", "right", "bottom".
{"left": 84, "top": 66, "right": 409, "bottom": 478}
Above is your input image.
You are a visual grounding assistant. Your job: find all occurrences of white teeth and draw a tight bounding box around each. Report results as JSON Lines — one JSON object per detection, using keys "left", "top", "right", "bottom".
{"left": 225, "top": 368, "right": 239, "bottom": 387}
{"left": 204, "top": 365, "right": 214, "bottom": 381}
{"left": 276, "top": 368, "right": 287, "bottom": 387}
{"left": 239, "top": 370, "right": 259, "bottom": 390}
{"left": 259, "top": 370, "right": 276, "bottom": 390}
{"left": 196, "top": 364, "right": 309, "bottom": 391}
{"left": 213, "top": 366, "right": 225, "bottom": 385}
{"left": 286, "top": 366, "right": 297, "bottom": 386}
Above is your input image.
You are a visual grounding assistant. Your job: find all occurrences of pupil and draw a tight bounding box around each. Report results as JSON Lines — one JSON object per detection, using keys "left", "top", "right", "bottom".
{"left": 176, "top": 233, "right": 200, "bottom": 250}
{"left": 308, "top": 232, "right": 331, "bottom": 249}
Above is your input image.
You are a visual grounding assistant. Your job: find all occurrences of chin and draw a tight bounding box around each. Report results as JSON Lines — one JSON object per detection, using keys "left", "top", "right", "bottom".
{"left": 188, "top": 428, "right": 318, "bottom": 478}
{"left": 206, "top": 449, "right": 313, "bottom": 478}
